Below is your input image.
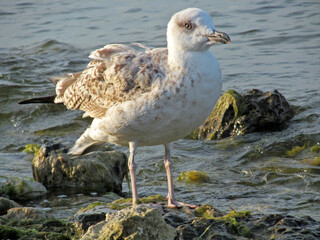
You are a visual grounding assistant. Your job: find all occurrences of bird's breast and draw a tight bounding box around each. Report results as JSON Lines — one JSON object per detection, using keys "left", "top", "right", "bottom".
{"left": 96, "top": 52, "right": 222, "bottom": 146}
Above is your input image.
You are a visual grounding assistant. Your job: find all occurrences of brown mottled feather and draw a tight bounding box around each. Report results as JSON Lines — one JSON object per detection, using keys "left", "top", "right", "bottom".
{"left": 54, "top": 44, "right": 168, "bottom": 118}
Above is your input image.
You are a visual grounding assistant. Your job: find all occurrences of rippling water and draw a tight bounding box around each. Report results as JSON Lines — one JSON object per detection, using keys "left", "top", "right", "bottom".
{"left": 1, "top": 0, "right": 320, "bottom": 220}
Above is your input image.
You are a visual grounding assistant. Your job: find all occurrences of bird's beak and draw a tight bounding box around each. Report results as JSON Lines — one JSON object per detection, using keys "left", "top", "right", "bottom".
{"left": 207, "top": 30, "right": 231, "bottom": 44}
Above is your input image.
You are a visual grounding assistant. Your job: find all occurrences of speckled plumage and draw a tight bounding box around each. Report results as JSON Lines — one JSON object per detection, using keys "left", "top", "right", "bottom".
{"left": 47, "top": 8, "right": 230, "bottom": 207}
{"left": 54, "top": 45, "right": 168, "bottom": 119}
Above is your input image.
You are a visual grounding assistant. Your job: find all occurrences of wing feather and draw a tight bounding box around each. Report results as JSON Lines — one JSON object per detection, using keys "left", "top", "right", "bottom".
{"left": 54, "top": 44, "right": 168, "bottom": 118}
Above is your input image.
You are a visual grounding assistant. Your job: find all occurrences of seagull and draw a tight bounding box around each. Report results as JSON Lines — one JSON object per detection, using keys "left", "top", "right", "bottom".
{"left": 19, "top": 8, "right": 230, "bottom": 208}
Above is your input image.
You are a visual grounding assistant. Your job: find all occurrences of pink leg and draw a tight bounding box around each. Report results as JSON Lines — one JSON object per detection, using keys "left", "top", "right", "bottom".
{"left": 164, "top": 144, "right": 197, "bottom": 208}
{"left": 128, "top": 141, "right": 138, "bottom": 205}
{"left": 164, "top": 144, "right": 175, "bottom": 206}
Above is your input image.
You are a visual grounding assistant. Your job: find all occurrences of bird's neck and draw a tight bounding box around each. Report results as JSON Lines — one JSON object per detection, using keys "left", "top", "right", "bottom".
{"left": 167, "top": 46, "right": 212, "bottom": 69}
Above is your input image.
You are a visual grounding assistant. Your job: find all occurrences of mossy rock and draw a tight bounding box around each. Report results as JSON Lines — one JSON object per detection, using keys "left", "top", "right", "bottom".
{"left": 107, "top": 195, "right": 167, "bottom": 210}
{"left": 301, "top": 156, "right": 320, "bottom": 166}
{"left": 196, "top": 210, "right": 252, "bottom": 238}
{"left": 23, "top": 144, "right": 41, "bottom": 156}
{"left": 81, "top": 204, "right": 176, "bottom": 240}
{"left": 78, "top": 195, "right": 167, "bottom": 214}
{"left": 217, "top": 211, "right": 252, "bottom": 237}
{"left": 310, "top": 145, "right": 320, "bottom": 153}
{"left": 285, "top": 144, "right": 306, "bottom": 157}
{"left": 80, "top": 202, "right": 103, "bottom": 212}
{"left": 195, "top": 204, "right": 223, "bottom": 219}
{"left": 177, "top": 170, "right": 210, "bottom": 184}
{"left": 196, "top": 89, "right": 246, "bottom": 140}
{"left": 72, "top": 198, "right": 320, "bottom": 240}
{"left": 0, "top": 197, "right": 20, "bottom": 215}
{"left": 0, "top": 176, "right": 46, "bottom": 200}
{"left": 192, "top": 89, "right": 294, "bottom": 140}
{"left": 0, "top": 219, "right": 70, "bottom": 240}
{"left": 32, "top": 144, "right": 128, "bottom": 194}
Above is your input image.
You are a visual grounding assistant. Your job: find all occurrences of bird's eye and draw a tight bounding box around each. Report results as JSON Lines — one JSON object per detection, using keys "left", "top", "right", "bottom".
{"left": 184, "top": 22, "right": 192, "bottom": 30}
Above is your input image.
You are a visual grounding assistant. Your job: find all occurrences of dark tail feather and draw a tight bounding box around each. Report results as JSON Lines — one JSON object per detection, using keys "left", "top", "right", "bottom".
{"left": 18, "top": 95, "right": 57, "bottom": 104}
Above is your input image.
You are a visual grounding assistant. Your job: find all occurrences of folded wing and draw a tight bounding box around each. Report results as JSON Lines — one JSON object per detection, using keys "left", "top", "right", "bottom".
{"left": 53, "top": 44, "right": 168, "bottom": 118}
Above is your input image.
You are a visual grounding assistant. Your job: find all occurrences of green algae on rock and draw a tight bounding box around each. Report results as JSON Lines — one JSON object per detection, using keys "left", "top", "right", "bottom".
{"left": 310, "top": 145, "right": 320, "bottom": 153}
{"left": 70, "top": 196, "right": 320, "bottom": 239}
{"left": 32, "top": 143, "right": 128, "bottom": 194}
{"left": 70, "top": 204, "right": 118, "bottom": 238}
{"left": 107, "top": 195, "right": 167, "bottom": 210}
{"left": 285, "top": 144, "right": 306, "bottom": 157}
{"left": 196, "top": 89, "right": 246, "bottom": 140}
{"left": 177, "top": 170, "right": 210, "bottom": 184}
{"left": 0, "top": 197, "right": 20, "bottom": 215}
{"left": 5, "top": 207, "right": 55, "bottom": 221}
{"left": 301, "top": 156, "right": 320, "bottom": 166}
{"left": 0, "top": 220, "right": 70, "bottom": 240}
{"left": 23, "top": 144, "right": 41, "bottom": 156}
{"left": 0, "top": 207, "right": 70, "bottom": 240}
{"left": 70, "top": 195, "right": 169, "bottom": 238}
{"left": 79, "top": 202, "right": 103, "bottom": 213}
{"left": 195, "top": 204, "right": 224, "bottom": 219}
{"left": 193, "top": 89, "right": 294, "bottom": 140}
{"left": 216, "top": 210, "right": 252, "bottom": 238}
{"left": 0, "top": 176, "right": 47, "bottom": 200}
{"left": 81, "top": 205, "right": 176, "bottom": 240}
{"left": 194, "top": 205, "right": 252, "bottom": 238}
{"left": 138, "top": 194, "right": 167, "bottom": 203}
{"left": 283, "top": 143, "right": 320, "bottom": 166}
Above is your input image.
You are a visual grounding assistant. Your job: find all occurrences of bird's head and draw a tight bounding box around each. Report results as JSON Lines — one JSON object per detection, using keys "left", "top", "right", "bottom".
{"left": 167, "top": 8, "right": 231, "bottom": 52}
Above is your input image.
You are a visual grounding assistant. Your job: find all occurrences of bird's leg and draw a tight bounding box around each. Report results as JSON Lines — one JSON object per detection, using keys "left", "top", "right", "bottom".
{"left": 128, "top": 141, "right": 138, "bottom": 205}
{"left": 164, "top": 144, "right": 197, "bottom": 208}
{"left": 164, "top": 143, "right": 175, "bottom": 205}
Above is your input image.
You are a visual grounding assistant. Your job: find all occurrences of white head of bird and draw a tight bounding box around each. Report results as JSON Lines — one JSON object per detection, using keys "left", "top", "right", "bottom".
{"left": 167, "top": 8, "right": 230, "bottom": 53}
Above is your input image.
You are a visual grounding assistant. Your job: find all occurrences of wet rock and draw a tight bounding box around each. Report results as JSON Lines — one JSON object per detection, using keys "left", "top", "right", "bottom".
{"left": 32, "top": 144, "right": 128, "bottom": 194}
{"left": 176, "top": 218, "right": 237, "bottom": 240}
{"left": 0, "top": 209, "right": 70, "bottom": 240}
{"left": 70, "top": 196, "right": 320, "bottom": 240}
{"left": 177, "top": 170, "right": 210, "bottom": 184}
{"left": 195, "top": 89, "right": 294, "bottom": 140}
{"left": 175, "top": 209, "right": 252, "bottom": 240}
{"left": 163, "top": 209, "right": 194, "bottom": 228}
{"left": 69, "top": 203, "right": 118, "bottom": 237}
{"left": 0, "top": 176, "right": 47, "bottom": 200}
{"left": 5, "top": 207, "right": 55, "bottom": 221}
{"left": 249, "top": 214, "right": 320, "bottom": 240}
{"left": 81, "top": 204, "right": 176, "bottom": 240}
{"left": 0, "top": 197, "right": 20, "bottom": 215}
{"left": 23, "top": 143, "right": 41, "bottom": 155}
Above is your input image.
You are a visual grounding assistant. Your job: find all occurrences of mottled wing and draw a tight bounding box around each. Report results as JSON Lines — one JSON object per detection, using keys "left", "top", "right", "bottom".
{"left": 53, "top": 44, "right": 168, "bottom": 118}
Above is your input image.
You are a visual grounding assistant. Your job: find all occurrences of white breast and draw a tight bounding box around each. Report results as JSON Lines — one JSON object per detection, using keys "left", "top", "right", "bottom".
{"left": 88, "top": 50, "right": 222, "bottom": 146}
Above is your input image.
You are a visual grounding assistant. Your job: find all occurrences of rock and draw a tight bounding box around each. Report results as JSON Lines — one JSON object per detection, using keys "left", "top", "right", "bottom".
{"left": 176, "top": 218, "right": 237, "bottom": 240}
{"left": 249, "top": 214, "right": 320, "bottom": 240}
{"left": 23, "top": 143, "right": 41, "bottom": 155}
{"left": 69, "top": 195, "right": 168, "bottom": 238}
{"left": 0, "top": 176, "right": 47, "bottom": 200}
{"left": 69, "top": 203, "right": 118, "bottom": 237}
{"left": 71, "top": 196, "right": 320, "bottom": 240}
{"left": 0, "top": 208, "right": 70, "bottom": 240}
{"left": 32, "top": 143, "right": 128, "bottom": 194}
{"left": 0, "top": 197, "right": 20, "bottom": 215}
{"left": 81, "top": 204, "right": 176, "bottom": 240}
{"left": 175, "top": 208, "right": 252, "bottom": 240}
{"left": 177, "top": 170, "right": 210, "bottom": 184}
{"left": 194, "top": 89, "right": 294, "bottom": 140}
{"left": 5, "top": 207, "right": 55, "bottom": 221}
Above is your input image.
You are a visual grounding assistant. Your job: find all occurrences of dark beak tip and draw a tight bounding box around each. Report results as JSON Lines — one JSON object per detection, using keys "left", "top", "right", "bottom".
{"left": 223, "top": 33, "right": 231, "bottom": 44}
{"left": 208, "top": 31, "right": 231, "bottom": 44}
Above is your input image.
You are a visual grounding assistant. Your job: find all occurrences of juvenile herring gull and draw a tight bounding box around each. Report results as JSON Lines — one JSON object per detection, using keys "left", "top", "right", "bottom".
{"left": 20, "top": 8, "right": 230, "bottom": 207}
